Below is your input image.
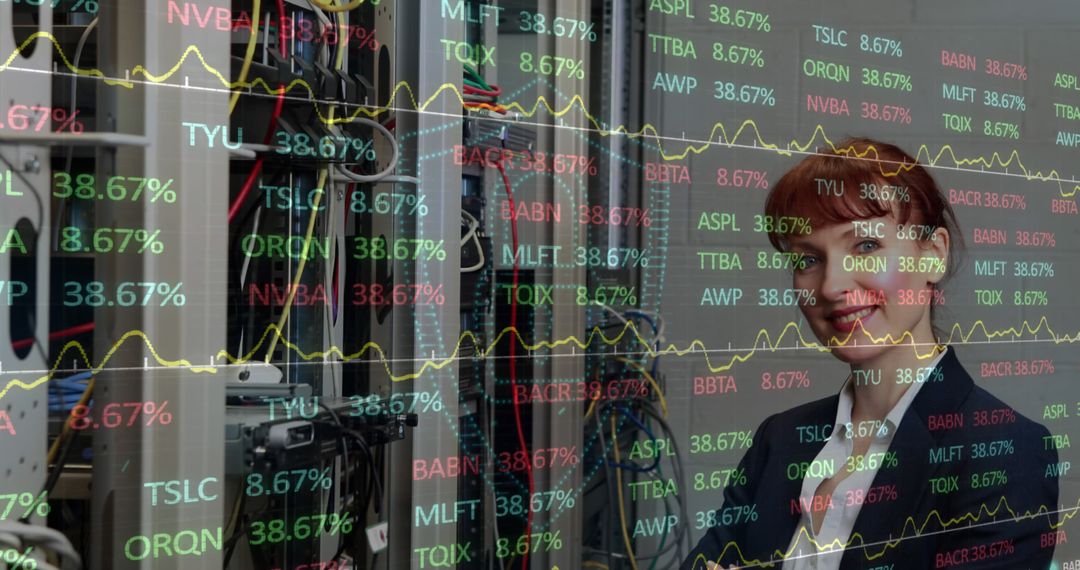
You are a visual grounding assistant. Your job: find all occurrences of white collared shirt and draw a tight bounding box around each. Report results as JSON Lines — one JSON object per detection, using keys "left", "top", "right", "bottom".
{"left": 781, "top": 348, "right": 949, "bottom": 570}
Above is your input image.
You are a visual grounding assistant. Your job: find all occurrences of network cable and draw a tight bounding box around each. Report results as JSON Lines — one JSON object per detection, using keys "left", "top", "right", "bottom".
{"left": 495, "top": 157, "right": 535, "bottom": 570}
{"left": 463, "top": 63, "right": 507, "bottom": 114}
{"left": 607, "top": 404, "right": 660, "bottom": 472}
{"left": 610, "top": 413, "right": 640, "bottom": 570}
{"left": 229, "top": 0, "right": 262, "bottom": 113}
{"left": 0, "top": 520, "right": 81, "bottom": 570}
{"left": 461, "top": 210, "right": 485, "bottom": 273}
{"left": 262, "top": 0, "right": 350, "bottom": 362}
{"left": 308, "top": 0, "right": 364, "bottom": 12}
{"left": 227, "top": 0, "right": 288, "bottom": 224}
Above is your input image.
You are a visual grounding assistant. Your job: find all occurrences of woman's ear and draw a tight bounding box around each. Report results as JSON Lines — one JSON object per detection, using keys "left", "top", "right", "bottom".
{"left": 925, "top": 226, "right": 950, "bottom": 285}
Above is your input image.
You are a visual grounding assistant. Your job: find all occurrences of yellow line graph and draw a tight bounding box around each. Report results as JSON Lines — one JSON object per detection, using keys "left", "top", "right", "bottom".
{"left": 4, "top": 32, "right": 1079, "bottom": 196}
{"left": 0, "top": 329, "right": 220, "bottom": 401}
{"left": 691, "top": 494, "right": 1076, "bottom": 568}
{"left": 1, "top": 316, "right": 1076, "bottom": 403}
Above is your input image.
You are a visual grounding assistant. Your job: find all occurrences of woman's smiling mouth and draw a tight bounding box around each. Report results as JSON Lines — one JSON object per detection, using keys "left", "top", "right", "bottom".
{"left": 826, "top": 305, "right": 879, "bottom": 333}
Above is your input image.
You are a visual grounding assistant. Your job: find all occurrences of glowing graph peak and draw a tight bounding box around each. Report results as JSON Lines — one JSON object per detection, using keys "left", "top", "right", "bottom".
{"left": 2, "top": 32, "right": 1078, "bottom": 196}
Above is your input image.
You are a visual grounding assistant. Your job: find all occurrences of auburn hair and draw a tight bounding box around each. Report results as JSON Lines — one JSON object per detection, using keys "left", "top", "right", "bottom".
{"left": 763, "top": 138, "right": 964, "bottom": 335}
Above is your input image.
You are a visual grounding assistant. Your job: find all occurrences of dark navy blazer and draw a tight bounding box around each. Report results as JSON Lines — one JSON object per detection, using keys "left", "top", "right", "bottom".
{"left": 683, "top": 349, "right": 1060, "bottom": 570}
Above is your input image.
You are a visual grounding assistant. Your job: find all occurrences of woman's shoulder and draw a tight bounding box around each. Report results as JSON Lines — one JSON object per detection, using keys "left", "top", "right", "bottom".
{"left": 955, "top": 381, "right": 1053, "bottom": 443}
{"left": 924, "top": 347, "right": 1052, "bottom": 444}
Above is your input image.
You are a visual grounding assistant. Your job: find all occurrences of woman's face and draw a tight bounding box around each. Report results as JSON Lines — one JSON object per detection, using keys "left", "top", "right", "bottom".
{"left": 785, "top": 214, "right": 949, "bottom": 365}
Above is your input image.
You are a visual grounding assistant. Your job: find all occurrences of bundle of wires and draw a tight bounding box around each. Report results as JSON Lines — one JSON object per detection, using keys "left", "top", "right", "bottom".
{"left": 591, "top": 399, "right": 690, "bottom": 570}
{"left": 463, "top": 63, "right": 507, "bottom": 114}
{"left": 0, "top": 520, "right": 83, "bottom": 570}
{"left": 584, "top": 308, "right": 689, "bottom": 570}
{"left": 49, "top": 371, "right": 92, "bottom": 412}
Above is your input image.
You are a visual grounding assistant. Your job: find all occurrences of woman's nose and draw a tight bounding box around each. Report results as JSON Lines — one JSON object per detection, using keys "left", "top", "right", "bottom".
{"left": 818, "top": 259, "right": 856, "bottom": 303}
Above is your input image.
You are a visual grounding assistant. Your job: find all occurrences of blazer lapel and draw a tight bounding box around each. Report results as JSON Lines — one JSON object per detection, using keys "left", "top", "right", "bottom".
{"left": 752, "top": 440, "right": 827, "bottom": 564}
{"left": 840, "top": 349, "right": 975, "bottom": 569}
{"left": 838, "top": 409, "right": 936, "bottom": 569}
{"left": 744, "top": 396, "right": 838, "bottom": 566}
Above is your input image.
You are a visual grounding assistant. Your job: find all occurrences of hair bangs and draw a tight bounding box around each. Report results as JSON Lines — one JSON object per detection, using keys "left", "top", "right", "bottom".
{"left": 764, "top": 144, "right": 918, "bottom": 251}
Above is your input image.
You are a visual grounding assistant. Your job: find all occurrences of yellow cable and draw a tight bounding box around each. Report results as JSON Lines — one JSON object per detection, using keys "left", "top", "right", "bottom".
{"left": 584, "top": 368, "right": 602, "bottom": 420}
{"left": 264, "top": 173, "right": 327, "bottom": 363}
{"left": 308, "top": 0, "right": 364, "bottom": 12}
{"left": 223, "top": 485, "right": 246, "bottom": 544}
{"left": 47, "top": 377, "right": 95, "bottom": 466}
{"left": 611, "top": 414, "right": 640, "bottom": 570}
{"left": 585, "top": 356, "right": 667, "bottom": 420}
{"left": 585, "top": 398, "right": 599, "bottom": 420}
{"left": 264, "top": 5, "right": 348, "bottom": 362}
{"left": 334, "top": 10, "right": 347, "bottom": 69}
{"left": 614, "top": 357, "right": 668, "bottom": 418}
{"left": 582, "top": 562, "right": 609, "bottom": 570}
{"left": 228, "top": 0, "right": 261, "bottom": 113}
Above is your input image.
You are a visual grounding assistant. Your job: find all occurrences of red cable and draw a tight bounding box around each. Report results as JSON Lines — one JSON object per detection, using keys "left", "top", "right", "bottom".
{"left": 12, "top": 322, "right": 95, "bottom": 351}
{"left": 337, "top": 162, "right": 362, "bottom": 311}
{"left": 463, "top": 84, "right": 502, "bottom": 98}
{"left": 227, "top": 0, "right": 288, "bottom": 224}
{"left": 496, "top": 160, "right": 534, "bottom": 570}
{"left": 463, "top": 102, "right": 508, "bottom": 114}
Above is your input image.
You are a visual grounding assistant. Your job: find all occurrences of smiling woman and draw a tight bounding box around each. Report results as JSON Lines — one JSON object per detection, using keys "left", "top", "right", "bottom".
{"left": 683, "top": 139, "right": 1060, "bottom": 570}
{"left": 764, "top": 138, "right": 962, "bottom": 349}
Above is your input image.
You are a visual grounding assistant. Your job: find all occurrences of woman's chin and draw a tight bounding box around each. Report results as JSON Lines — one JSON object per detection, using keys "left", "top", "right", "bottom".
{"left": 815, "top": 326, "right": 892, "bottom": 364}
{"left": 826, "top": 343, "right": 889, "bottom": 365}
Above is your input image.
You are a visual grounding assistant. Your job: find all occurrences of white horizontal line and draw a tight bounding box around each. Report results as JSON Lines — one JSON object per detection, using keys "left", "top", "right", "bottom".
{"left": 3, "top": 64, "right": 1077, "bottom": 185}
{"left": 2, "top": 336, "right": 1071, "bottom": 377}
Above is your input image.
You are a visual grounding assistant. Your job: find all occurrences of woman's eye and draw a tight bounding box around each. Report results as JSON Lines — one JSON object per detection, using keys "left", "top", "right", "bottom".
{"left": 794, "top": 255, "right": 819, "bottom": 272}
{"left": 855, "top": 240, "right": 880, "bottom": 254}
